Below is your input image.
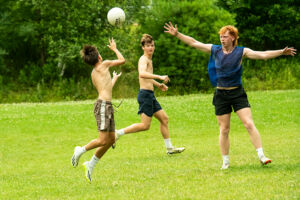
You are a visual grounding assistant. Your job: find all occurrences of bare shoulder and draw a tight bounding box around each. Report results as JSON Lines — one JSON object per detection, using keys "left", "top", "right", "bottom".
{"left": 94, "top": 62, "right": 109, "bottom": 72}
{"left": 138, "top": 55, "right": 148, "bottom": 67}
{"left": 138, "top": 55, "right": 148, "bottom": 64}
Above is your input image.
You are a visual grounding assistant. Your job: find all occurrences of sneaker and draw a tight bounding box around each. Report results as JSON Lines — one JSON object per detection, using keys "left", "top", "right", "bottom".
{"left": 71, "top": 146, "right": 82, "bottom": 167}
{"left": 260, "top": 156, "right": 271, "bottom": 165}
{"left": 112, "top": 131, "right": 121, "bottom": 149}
{"left": 166, "top": 147, "right": 185, "bottom": 154}
{"left": 83, "top": 161, "right": 92, "bottom": 183}
{"left": 221, "top": 163, "right": 230, "bottom": 170}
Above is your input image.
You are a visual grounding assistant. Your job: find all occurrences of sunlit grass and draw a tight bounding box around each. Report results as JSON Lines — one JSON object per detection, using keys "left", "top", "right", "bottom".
{"left": 1, "top": 90, "right": 299, "bottom": 199}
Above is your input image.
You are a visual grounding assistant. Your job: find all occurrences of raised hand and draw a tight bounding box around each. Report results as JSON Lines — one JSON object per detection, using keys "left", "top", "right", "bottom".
{"left": 164, "top": 22, "right": 178, "bottom": 36}
{"left": 107, "top": 38, "right": 117, "bottom": 51}
{"left": 113, "top": 71, "right": 122, "bottom": 79}
{"left": 282, "top": 47, "right": 297, "bottom": 56}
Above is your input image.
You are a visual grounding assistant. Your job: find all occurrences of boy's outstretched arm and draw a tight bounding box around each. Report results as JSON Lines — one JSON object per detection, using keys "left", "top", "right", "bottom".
{"left": 164, "top": 22, "right": 212, "bottom": 53}
{"left": 243, "top": 47, "right": 297, "bottom": 60}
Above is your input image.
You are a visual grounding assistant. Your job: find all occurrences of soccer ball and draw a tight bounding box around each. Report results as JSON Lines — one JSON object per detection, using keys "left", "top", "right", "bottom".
{"left": 107, "top": 7, "right": 125, "bottom": 26}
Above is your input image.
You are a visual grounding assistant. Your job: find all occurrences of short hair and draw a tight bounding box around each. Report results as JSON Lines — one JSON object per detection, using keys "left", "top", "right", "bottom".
{"left": 80, "top": 45, "right": 99, "bottom": 65}
{"left": 219, "top": 25, "right": 239, "bottom": 46}
{"left": 140, "top": 34, "right": 153, "bottom": 46}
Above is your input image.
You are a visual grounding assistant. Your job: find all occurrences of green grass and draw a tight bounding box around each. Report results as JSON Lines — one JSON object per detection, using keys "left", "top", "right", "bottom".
{"left": 1, "top": 90, "right": 299, "bottom": 200}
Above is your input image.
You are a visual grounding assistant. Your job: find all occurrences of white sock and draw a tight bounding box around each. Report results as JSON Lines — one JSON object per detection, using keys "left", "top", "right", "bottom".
{"left": 222, "top": 155, "right": 229, "bottom": 164}
{"left": 75, "top": 146, "right": 86, "bottom": 157}
{"left": 117, "top": 129, "right": 125, "bottom": 136}
{"left": 164, "top": 138, "right": 173, "bottom": 149}
{"left": 256, "top": 147, "right": 264, "bottom": 159}
{"left": 80, "top": 146, "right": 86, "bottom": 154}
{"left": 89, "top": 155, "right": 99, "bottom": 169}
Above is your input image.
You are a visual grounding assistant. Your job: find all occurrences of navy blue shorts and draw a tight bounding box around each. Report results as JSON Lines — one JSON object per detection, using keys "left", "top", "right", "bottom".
{"left": 137, "top": 89, "right": 162, "bottom": 117}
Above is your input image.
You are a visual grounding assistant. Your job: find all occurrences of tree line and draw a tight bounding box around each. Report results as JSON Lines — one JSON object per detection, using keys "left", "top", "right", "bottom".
{"left": 0, "top": 0, "right": 299, "bottom": 102}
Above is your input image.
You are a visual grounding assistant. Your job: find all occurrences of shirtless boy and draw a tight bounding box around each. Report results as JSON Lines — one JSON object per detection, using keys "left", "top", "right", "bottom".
{"left": 113, "top": 34, "right": 185, "bottom": 154}
{"left": 71, "top": 38, "right": 125, "bottom": 182}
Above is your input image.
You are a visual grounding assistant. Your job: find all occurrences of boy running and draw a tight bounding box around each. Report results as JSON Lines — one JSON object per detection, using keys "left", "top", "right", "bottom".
{"left": 113, "top": 34, "right": 185, "bottom": 154}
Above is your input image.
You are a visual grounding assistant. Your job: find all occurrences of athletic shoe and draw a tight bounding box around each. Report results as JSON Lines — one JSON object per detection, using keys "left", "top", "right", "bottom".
{"left": 83, "top": 161, "right": 92, "bottom": 183}
{"left": 221, "top": 163, "right": 230, "bottom": 170}
{"left": 71, "top": 146, "right": 82, "bottom": 167}
{"left": 260, "top": 156, "right": 271, "bottom": 165}
{"left": 112, "top": 131, "right": 121, "bottom": 149}
{"left": 166, "top": 147, "right": 185, "bottom": 154}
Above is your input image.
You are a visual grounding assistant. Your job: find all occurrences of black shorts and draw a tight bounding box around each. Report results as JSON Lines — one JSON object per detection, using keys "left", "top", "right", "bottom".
{"left": 137, "top": 89, "right": 162, "bottom": 117}
{"left": 212, "top": 86, "right": 250, "bottom": 115}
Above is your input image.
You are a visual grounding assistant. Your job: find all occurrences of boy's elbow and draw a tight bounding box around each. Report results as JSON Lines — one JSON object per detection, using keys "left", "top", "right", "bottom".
{"left": 120, "top": 59, "right": 125, "bottom": 64}
{"left": 139, "top": 73, "right": 145, "bottom": 78}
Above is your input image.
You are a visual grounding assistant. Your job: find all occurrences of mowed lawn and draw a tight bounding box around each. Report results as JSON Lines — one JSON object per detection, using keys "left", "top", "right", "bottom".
{"left": 0, "top": 90, "right": 299, "bottom": 200}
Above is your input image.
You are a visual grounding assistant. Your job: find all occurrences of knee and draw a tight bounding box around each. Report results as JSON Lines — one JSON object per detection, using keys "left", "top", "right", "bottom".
{"left": 100, "top": 137, "right": 115, "bottom": 146}
{"left": 220, "top": 126, "right": 230, "bottom": 136}
{"left": 95, "top": 139, "right": 105, "bottom": 147}
{"left": 141, "top": 123, "right": 151, "bottom": 131}
{"left": 161, "top": 115, "right": 169, "bottom": 125}
{"left": 243, "top": 120, "right": 255, "bottom": 131}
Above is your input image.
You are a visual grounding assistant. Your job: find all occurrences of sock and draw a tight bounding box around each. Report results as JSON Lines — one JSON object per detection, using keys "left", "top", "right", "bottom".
{"left": 222, "top": 155, "right": 229, "bottom": 164}
{"left": 164, "top": 138, "right": 173, "bottom": 149}
{"left": 256, "top": 147, "right": 264, "bottom": 159}
{"left": 80, "top": 146, "right": 87, "bottom": 154}
{"left": 117, "top": 129, "right": 125, "bottom": 136}
{"left": 75, "top": 146, "right": 86, "bottom": 157}
{"left": 89, "top": 155, "right": 99, "bottom": 169}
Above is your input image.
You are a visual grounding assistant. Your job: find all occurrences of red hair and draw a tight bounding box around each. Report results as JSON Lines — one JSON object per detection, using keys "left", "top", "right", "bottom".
{"left": 219, "top": 25, "right": 239, "bottom": 46}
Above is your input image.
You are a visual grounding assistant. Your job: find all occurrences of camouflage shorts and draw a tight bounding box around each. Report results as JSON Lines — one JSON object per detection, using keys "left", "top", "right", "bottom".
{"left": 94, "top": 99, "right": 115, "bottom": 132}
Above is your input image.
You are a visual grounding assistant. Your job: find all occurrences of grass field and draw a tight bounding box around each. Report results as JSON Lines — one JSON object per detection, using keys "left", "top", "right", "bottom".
{"left": 1, "top": 90, "right": 299, "bottom": 200}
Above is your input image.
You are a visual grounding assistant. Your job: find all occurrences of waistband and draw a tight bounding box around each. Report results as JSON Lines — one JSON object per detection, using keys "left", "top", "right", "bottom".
{"left": 139, "top": 89, "right": 154, "bottom": 93}
{"left": 95, "top": 99, "right": 112, "bottom": 104}
{"left": 216, "top": 86, "right": 241, "bottom": 91}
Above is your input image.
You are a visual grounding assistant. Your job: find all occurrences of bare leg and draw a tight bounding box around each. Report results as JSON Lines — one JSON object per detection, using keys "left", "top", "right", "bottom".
{"left": 217, "top": 113, "right": 231, "bottom": 156}
{"left": 85, "top": 131, "right": 115, "bottom": 151}
{"left": 153, "top": 109, "right": 170, "bottom": 139}
{"left": 123, "top": 113, "right": 152, "bottom": 134}
{"left": 82, "top": 131, "right": 115, "bottom": 182}
{"left": 94, "top": 132, "right": 115, "bottom": 159}
{"left": 236, "top": 108, "right": 262, "bottom": 149}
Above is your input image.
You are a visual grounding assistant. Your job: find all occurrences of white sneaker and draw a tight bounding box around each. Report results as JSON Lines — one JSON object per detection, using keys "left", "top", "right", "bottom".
{"left": 260, "top": 156, "right": 271, "bottom": 165}
{"left": 83, "top": 161, "right": 92, "bottom": 183}
{"left": 112, "top": 131, "right": 121, "bottom": 149}
{"left": 71, "top": 146, "right": 82, "bottom": 167}
{"left": 166, "top": 147, "right": 185, "bottom": 154}
{"left": 221, "top": 163, "right": 230, "bottom": 170}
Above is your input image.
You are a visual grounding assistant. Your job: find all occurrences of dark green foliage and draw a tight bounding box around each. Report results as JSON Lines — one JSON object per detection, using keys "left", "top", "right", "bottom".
{"left": 216, "top": 0, "right": 300, "bottom": 50}
{"left": 140, "top": 0, "right": 235, "bottom": 94}
{"left": 0, "top": 0, "right": 149, "bottom": 84}
{"left": 0, "top": 0, "right": 299, "bottom": 102}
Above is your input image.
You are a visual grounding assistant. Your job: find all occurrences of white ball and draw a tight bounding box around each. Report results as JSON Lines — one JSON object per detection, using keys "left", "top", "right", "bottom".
{"left": 107, "top": 7, "right": 125, "bottom": 26}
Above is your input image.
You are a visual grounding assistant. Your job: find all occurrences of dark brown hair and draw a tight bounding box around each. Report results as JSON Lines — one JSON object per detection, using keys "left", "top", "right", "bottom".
{"left": 80, "top": 45, "right": 99, "bottom": 65}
